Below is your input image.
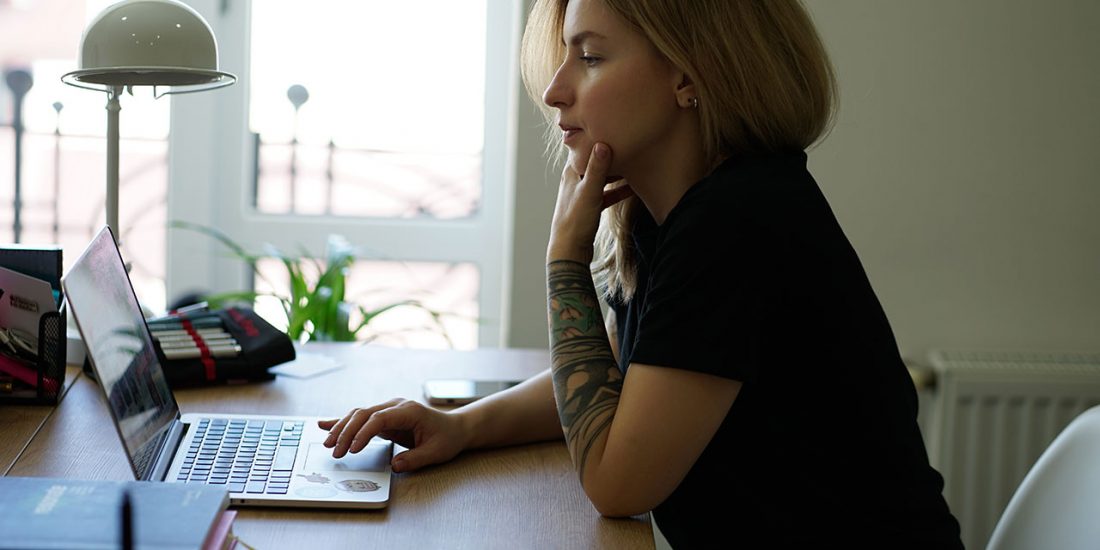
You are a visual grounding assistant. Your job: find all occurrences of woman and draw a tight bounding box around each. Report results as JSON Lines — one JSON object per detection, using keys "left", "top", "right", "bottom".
{"left": 322, "top": 0, "right": 964, "bottom": 547}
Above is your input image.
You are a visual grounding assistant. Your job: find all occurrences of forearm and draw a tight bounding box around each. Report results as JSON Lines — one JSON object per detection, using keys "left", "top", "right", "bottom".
{"left": 453, "top": 369, "right": 563, "bottom": 450}
{"left": 546, "top": 259, "right": 621, "bottom": 484}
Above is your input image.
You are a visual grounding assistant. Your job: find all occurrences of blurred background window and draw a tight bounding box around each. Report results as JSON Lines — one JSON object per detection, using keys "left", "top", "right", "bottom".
{"left": 1, "top": 0, "right": 170, "bottom": 312}
{"left": 3, "top": 0, "right": 509, "bottom": 349}
{"left": 164, "top": 0, "right": 510, "bottom": 349}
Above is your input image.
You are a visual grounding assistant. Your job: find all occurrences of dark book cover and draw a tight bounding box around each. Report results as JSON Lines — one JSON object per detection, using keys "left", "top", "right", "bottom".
{"left": 0, "top": 477, "right": 229, "bottom": 550}
{"left": 0, "top": 245, "right": 63, "bottom": 295}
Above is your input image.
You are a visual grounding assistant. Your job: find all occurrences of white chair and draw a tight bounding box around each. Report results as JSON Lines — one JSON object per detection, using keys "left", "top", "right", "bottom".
{"left": 986, "top": 404, "right": 1100, "bottom": 550}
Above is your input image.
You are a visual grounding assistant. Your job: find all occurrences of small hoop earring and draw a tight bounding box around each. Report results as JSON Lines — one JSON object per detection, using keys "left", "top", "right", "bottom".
{"left": 690, "top": 97, "right": 699, "bottom": 109}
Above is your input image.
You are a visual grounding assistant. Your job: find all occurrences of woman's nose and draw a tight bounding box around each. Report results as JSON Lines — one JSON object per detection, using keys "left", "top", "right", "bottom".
{"left": 542, "top": 64, "right": 571, "bottom": 109}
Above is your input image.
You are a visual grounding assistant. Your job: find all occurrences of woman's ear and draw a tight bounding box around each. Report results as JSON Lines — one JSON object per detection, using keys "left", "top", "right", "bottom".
{"left": 674, "top": 72, "right": 697, "bottom": 109}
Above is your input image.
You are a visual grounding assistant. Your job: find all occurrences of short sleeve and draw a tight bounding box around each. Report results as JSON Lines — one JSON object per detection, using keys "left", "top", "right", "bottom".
{"left": 627, "top": 203, "right": 771, "bottom": 383}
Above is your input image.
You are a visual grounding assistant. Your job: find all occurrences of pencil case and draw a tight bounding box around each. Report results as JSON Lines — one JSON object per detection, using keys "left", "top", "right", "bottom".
{"left": 149, "top": 306, "right": 295, "bottom": 387}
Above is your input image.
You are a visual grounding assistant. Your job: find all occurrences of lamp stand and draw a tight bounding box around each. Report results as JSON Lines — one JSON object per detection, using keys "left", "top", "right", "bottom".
{"left": 106, "top": 85, "right": 122, "bottom": 245}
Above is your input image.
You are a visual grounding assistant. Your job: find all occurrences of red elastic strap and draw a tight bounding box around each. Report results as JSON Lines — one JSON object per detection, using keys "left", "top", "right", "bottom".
{"left": 181, "top": 319, "right": 217, "bottom": 381}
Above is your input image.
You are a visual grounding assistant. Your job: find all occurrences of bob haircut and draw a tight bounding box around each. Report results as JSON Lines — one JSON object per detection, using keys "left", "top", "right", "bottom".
{"left": 521, "top": 0, "right": 838, "bottom": 301}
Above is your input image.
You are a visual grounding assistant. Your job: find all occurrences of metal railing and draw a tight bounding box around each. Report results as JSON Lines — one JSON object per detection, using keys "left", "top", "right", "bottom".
{"left": 3, "top": 74, "right": 482, "bottom": 241}
{"left": 3, "top": 72, "right": 480, "bottom": 346}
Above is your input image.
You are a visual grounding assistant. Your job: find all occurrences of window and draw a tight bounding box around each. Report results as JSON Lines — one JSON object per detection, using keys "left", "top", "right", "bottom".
{"left": 1, "top": 0, "right": 170, "bottom": 311}
{"left": 166, "top": 0, "right": 519, "bottom": 348}
{"left": 248, "top": 2, "right": 485, "bottom": 220}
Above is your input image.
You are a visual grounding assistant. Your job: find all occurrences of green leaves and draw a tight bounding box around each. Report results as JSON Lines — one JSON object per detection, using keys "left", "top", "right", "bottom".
{"left": 170, "top": 221, "right": 451, "bottom": 345}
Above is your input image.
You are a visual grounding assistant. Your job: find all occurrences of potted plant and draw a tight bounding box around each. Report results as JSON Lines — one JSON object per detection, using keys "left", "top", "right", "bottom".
{"left": 170, "top": 221, "right": 452, "bottom": 345}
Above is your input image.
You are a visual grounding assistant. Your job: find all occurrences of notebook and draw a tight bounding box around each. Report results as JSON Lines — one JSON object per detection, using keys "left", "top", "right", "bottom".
{"left": 0, "top": 476, "right": 229, "bottom": 550}
{"left": 62, "top": 226, "right": 393, "bottom": 509}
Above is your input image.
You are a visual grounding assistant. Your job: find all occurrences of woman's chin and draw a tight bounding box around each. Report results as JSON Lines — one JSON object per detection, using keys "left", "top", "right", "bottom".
{"left": 569, "top": 156, "right": 588, "bottom": 176}
{"left": 566, "top": 149, "right": 589, "bottom": 175}
{"left": 567, "top": 143, "right": 621, "bottom": 179}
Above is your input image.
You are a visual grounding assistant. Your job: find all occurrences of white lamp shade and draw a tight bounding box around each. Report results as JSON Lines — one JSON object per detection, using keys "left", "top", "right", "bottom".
{"left": 62, "top": 0, "right": 235, "bottom": 92}
{"left": 57, "top": 0, "right": 236, "bottom": 247}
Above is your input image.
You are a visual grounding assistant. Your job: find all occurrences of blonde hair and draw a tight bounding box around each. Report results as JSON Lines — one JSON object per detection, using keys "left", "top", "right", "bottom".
{"left": 521, "top": 0, "right": 838, "bottom": 302}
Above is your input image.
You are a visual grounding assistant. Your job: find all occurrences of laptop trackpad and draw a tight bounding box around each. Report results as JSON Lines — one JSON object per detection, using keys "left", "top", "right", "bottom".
{"left": 304, "top": 442, "right": 390, "bottom": 472}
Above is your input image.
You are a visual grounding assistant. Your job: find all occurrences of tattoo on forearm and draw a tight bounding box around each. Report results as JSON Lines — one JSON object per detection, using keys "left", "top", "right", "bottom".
{"left": 547, "top": 260, "right": 622, "bottom": 483}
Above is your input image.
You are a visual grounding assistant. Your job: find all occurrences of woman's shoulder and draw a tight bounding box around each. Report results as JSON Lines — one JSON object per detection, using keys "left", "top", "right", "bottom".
{"left": 703, "top": 149, "right": 811, "bottom": 196}
{"left": 668, "top": 148, "right": 816, "bottom": 227}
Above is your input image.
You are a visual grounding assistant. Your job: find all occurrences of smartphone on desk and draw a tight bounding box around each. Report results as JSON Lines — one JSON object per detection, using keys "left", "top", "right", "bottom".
{"left": 423, "top": 379, "right": 522, "bottom": 405}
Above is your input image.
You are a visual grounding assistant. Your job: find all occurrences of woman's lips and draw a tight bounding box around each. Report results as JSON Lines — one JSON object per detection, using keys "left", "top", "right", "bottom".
{"left": 560, "top": 125, "right": 582, "bottom": 145}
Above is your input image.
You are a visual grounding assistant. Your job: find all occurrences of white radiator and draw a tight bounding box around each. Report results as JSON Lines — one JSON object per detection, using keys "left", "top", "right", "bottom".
{"left": 922, "top": 350, "right": 1100, "bottom": 550}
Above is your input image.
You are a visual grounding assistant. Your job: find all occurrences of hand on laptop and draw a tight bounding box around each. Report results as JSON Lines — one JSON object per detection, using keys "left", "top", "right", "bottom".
{"left": 321, "top": 398, "right": 467, "bottom": 473}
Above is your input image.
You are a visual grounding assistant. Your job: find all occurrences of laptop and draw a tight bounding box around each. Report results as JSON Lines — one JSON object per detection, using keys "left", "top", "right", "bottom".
{"left": 62, "top": 226, "right": 393, "bottom": 509}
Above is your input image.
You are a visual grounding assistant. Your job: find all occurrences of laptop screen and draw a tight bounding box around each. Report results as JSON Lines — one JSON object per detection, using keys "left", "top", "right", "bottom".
{"left": 62, "top": 226, "right": 180, "bottom": 480}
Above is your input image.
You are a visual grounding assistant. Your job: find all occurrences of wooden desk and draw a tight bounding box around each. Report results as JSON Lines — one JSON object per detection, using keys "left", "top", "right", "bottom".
{"left": 0, "top": 365, "right": 83, "bottom": 475}
{"left": 6, "top": 344, "right": 653, "bottom": 549}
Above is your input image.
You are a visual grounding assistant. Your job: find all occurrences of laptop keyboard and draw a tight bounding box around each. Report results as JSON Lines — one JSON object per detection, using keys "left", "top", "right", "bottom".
{"left": 176, "top": 418, "right": 303, "bottom": 495}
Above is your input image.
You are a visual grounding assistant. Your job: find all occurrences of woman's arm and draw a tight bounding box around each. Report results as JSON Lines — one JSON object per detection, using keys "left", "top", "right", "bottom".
{"left": 548, "top": 260, "right": 741, "bottom": 517}
{"left": 321, "top": 369, "right": 563, "bottom": 471}
{"left": 544, "top": 143, "right": 740, "bottom": 516}
{"left": 443, "top": 305, "right": 621, "bottom": 451}
{"left": 455, "top": 368, "right": 563, "bottom": 449}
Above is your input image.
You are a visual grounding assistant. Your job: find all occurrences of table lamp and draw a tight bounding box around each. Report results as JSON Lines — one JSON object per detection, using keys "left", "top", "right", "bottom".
{"left": 62, "top": 0, "right": 235, "bottom": 244}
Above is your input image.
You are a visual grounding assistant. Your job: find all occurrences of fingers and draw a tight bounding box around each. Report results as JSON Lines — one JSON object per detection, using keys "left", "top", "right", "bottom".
{"left": 563, "top": 142, "right": 611, "bottom": 186}
{"left": 327, "top": 408, "right": 371, "bottom": 458}
{"left": 346, "top": 405, "right": 419, "bottom": 454}
{"left": 548, "top": 142, "right": 618, "bottom": 264}
{"left": 580, "top": 143, "right": 629, "bottom": 210}
{"left": 323, "top": 398, "right": 403, "bottom": 457}
{"left": 392, "top": 446, "right": 436, "bottom": 473}
{"left": 388, "top": 415, "right": 462, "bottom": 473}
{"left": 320, "top": 401, "right": 462, "bottom": 473}
{"left": 581, "top": 143, "right": 611, "bottom": 194}
{"left": 332, "top": 409, "right": 378, "bottom": 458}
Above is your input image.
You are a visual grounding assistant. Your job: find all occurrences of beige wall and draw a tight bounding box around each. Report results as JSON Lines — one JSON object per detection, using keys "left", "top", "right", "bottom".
{"left": 507, "top": 85, "right": 561, "bottom": 350}
{"left": 506, "top": 1, "right": 1100, "bottom": 363}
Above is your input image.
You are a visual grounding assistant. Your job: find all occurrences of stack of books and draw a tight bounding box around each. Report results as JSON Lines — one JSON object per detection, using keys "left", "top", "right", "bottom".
{"left": 0, "top": 477, "right": 239, "bottom": 549}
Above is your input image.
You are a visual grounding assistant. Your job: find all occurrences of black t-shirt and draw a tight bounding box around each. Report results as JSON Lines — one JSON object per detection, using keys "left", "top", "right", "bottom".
{"left": 608, "top": 151, "right": 963, "bottom": 549}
